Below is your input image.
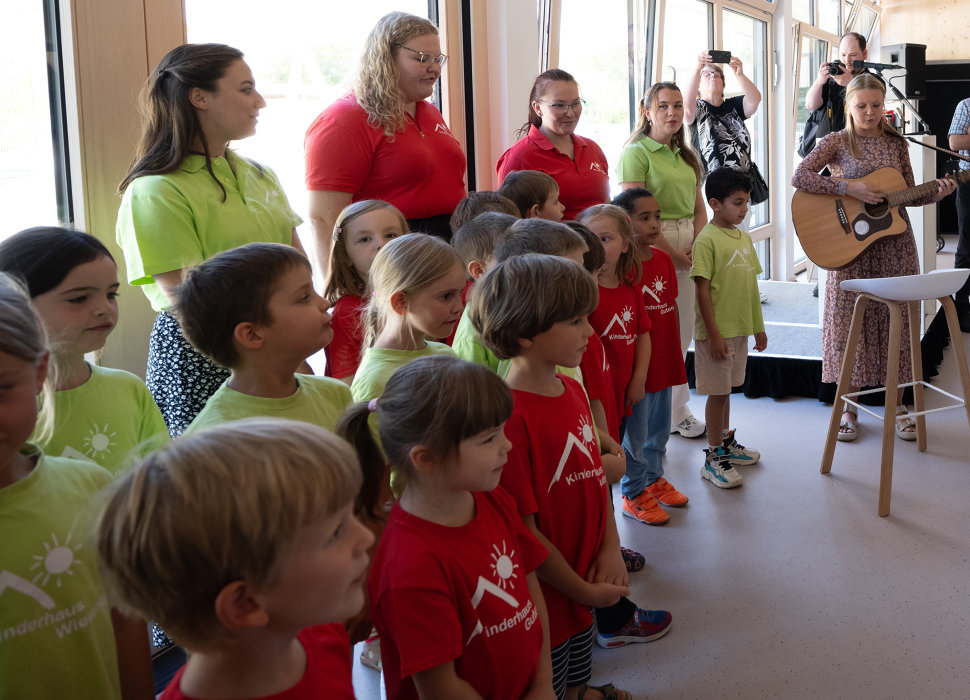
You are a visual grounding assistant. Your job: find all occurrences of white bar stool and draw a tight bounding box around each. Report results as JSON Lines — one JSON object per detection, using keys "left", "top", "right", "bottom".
{"left": 820, "top": 268, "right": 970, "bottom": 516}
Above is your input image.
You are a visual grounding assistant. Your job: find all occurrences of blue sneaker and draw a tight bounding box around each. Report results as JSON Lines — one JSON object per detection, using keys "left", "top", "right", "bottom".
{"left": 595, "top": 607, "right": 672, "bottom": 648}
{"left": 722, "top": 429, "right": 760, "bottom": 466}
{"left": 700, "top": 446, "right": 742, "bottom": 488}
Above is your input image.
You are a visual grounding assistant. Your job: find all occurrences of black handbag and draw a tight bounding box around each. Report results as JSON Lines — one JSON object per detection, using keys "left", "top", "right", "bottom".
{"left": 797, "top": 98, "right": 834, "bottom": 158}
{"left": 748, "top": 161, "right": 769, "bottom": 205}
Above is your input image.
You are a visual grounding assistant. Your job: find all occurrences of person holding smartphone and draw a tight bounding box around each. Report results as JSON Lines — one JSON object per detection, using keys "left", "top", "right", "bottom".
{"left": 683, "top": 51, "right": 762, "bottom": 178}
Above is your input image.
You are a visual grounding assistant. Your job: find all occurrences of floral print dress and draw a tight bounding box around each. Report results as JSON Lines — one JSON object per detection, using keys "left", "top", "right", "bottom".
{"left": 792, "top": 131, "right": 934, "bottom": 387}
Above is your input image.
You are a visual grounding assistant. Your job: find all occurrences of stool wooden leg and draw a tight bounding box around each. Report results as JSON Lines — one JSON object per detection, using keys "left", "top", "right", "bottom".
{"left": 939, "top": 296, "right": 970, "bottom": 429}
{"left": 878, "top": 300, "right": 902, "bottom": 517}
{"left": 908, "top": 300, "right": 927, "bottom": 451}
{"left": 822, "top": 295, "right": 869, "bottom": 474}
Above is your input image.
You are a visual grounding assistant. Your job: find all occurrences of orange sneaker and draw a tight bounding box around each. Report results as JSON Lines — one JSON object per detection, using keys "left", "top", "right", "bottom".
{"left": 646, "top": 477, "right": 688, "bottom": 507}
{"left": 621, "top": 491, "right": 669, "bottom": 525}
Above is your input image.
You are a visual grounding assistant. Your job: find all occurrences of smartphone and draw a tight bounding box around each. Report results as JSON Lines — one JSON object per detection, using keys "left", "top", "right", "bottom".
{"left": 708, "top": 50, "right": 731, "bottom": 64}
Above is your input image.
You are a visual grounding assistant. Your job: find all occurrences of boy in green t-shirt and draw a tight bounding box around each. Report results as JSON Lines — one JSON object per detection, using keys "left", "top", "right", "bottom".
{"left": 690, "top": 167, "right": 767, "bottom": 489}
{"left": 175, "top": 243, "right": 352, "bottom": 435}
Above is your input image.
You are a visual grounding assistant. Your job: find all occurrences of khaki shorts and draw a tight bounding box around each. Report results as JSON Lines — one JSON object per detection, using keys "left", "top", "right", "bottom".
{"left": 694, "top": 336, "right": 749, "bottom": 395}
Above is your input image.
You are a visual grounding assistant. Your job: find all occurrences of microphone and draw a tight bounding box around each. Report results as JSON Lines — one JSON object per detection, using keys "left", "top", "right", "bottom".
{"left": 853, "top": 60, "right": 902, "bottom": 70}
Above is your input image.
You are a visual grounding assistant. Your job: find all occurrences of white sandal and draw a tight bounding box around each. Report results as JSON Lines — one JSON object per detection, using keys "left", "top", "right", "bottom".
{"left": 894, "top": 405, "right": 917, "bottom": 441}
{"left": 837, "top": 404, "right": 859, "bottom": 442}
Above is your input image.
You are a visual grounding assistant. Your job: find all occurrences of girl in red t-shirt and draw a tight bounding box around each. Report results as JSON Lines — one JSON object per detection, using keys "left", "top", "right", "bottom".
{"left": 340, "top": 355, "right": 552, "bottom": 700}
{"left": 323, "top": 201, "right": 408, "bottom": 384}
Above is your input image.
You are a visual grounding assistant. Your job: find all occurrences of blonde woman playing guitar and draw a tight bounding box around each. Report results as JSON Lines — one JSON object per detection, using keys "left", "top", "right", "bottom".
{"left": 792, "top": 73, "right": 956, "bottom": 442}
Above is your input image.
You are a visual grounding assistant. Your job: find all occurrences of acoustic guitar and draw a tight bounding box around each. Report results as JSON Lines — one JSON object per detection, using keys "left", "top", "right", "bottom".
{"left": 791, "top": 167, "right": 969, "bottom": 270}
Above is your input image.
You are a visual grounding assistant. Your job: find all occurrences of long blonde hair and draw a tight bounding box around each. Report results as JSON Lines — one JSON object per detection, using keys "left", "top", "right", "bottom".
{"left": 626, "top": 82, "right": 702, "bottom": 180}
{"left": 364, "top": 233, "right": 463, "bottom": 348}
{"left": 355, "top": 12, "right": 439, "bottom": 138}
{"left": 843, "top": 73, "right": 903, "bottom": 159}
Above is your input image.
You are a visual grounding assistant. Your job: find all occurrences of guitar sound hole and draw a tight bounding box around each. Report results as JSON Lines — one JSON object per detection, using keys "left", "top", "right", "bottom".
{"left": 864, "top": 199, "right": 888, "bottom": 218}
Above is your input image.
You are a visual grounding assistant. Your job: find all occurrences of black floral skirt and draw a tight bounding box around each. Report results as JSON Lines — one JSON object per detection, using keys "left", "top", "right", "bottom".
{"left": 146, "top": 311, "right": 230, "bottom": 438}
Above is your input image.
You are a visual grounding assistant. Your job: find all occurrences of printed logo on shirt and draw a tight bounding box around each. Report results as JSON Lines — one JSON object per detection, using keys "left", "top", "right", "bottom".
{"left": 641, "top": 276, "right": 675, "bottom": 314}
{"left": 0, "top": 530, "right": 110, "bottom": 644}
{"left": 600, "top": 306, "right": 635, "bottom": 345}
{"left": 434, "top": 122, "right": 460, "bottom": 143}
{"left": 63, "top": 423, "right": 118, "bottom": 461}
{"left": 465, "top": 540, "right": 539, "bottom": 645}
{"left": 589, "top": 162, "right": 607, "bottom": 174}
{"left": 725, "top": 245, "right": 756, "bottom": 271}
{"left": 547, "top": 415, "right": 603, "bottom": 491}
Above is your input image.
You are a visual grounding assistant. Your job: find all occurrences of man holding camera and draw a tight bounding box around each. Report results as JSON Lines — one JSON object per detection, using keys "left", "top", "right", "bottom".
{"left": 804, "top": 32, "right": 874, "bottom": 134}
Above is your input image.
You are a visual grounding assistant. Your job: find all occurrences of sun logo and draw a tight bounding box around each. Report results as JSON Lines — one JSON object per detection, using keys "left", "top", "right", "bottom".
{"left": 82, "top": 424, "right": 116, "bottom": 457}
{"left": 30, "top": 532, "right": 81, "bottom": 588}
{"left": 577, "top": 414, "right": 595, "bottom": 446}
{"left": 620, "top": 306, "right": 634, "bottom": 324}
{"left": 650, "top": 276, "right": 666, "bottom": 295}
{"left": 490, "top": 541, "right": 519, "bottom": 590}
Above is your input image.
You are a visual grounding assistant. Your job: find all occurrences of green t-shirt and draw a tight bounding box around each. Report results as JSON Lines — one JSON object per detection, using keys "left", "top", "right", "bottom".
{"left": 451, "top": 313, "right": 502, "bottom": 374}
{"left": 36, "top": 364, "right": 169, "bottom": 475}
{"left": 351, "top": 342, "right": 457, "bottom": 403}
{"left": 0, "top": 448, "right": 122, "bottom": 700}
{"left": 116, "top": 151, "right": 302, "bottom": 311}
{"left": 690, "top": 223, "right": 765, "bottom": 340}
{"left": 615, "top": 136, "right": 699, "bottom": 220}
{"left": 185, "top": 374, "right": 353, "bottom": 435}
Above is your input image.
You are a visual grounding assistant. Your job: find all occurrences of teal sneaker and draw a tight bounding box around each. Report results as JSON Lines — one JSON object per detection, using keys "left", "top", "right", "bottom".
{"left": 700, "top": 445, "right": 742, "bottom": 488}
{"left": 722, "top": 429, "right": 760, "bottom": 466}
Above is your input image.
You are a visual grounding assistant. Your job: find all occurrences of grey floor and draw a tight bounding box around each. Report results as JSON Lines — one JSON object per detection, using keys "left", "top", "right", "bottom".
{"left": 351, "top": 328, "right": 970, "bottom": 700}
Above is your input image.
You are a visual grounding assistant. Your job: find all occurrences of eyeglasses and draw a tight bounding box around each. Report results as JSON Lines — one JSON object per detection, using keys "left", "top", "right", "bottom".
{"left": 700, "top": 71, "right": 721, "bottom": 79}
{"left": 396, "top": 45, "right": 448, "bottom": 66}
{"left": 538, "top": 99, "right": 586, "bottom": 114}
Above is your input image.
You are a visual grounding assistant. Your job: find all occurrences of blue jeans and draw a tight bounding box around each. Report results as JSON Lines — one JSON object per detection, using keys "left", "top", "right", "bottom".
{"left": 620, "top": 387, "right": 672, "bottom": 499}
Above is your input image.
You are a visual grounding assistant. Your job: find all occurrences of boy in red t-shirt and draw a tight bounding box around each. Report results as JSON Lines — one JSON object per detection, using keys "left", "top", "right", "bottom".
{"left": 96, "top": 419, "right": 373, "bottom": 700}
{"left": 612, "top": 188, "right": 691, "bottom": 521}
{"left": 469, "top": 255, "right": 672, "bottom": 700}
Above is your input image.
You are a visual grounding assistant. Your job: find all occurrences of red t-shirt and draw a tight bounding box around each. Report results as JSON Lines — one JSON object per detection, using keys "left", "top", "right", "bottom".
{"left": 324, "top": 294, "right": 367, "bottom": 379}
{"left": 589, "top": 283, "right": 651, "bottom": 420}
{"left": 502, "top": 376, "right": 608, "bottom": 647}
{"left": 579, "top": 332, "right": 619, "bottom": 441}
{"left": 636, "top": 251, "right": 687, "bottom": 393}
{"left": 305, "top": 94, "right": 467, "bottom": 219}
{"left": 160, "top": 624, "right": 354, "bottom": 700}
{"left": 369, "top": 488, "right": 547, "bottom": 700}
{"left": 495, "top": 125, "right": 610, "bottom": 220}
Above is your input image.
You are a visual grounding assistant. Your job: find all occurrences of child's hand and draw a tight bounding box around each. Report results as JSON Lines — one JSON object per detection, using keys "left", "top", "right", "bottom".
{"left": 586, "top": 545, "right": 629, "bottom": 588}
{"left": 709, "top": 335, "right": 729, "bottom": 361}
{"left": 624, "top": 380, "right": 645, "bottom": 407}
{"left": 580, "top": 580, "right": 630, "bottom": 608}
{"left": 680, "top": 246, "right": 694, "bottom": 265}
{"left": 598, "top": 430, "right": 623, "bottom": 458}
{"left": 754, "top": 332, "right": 767, "bottom": 352}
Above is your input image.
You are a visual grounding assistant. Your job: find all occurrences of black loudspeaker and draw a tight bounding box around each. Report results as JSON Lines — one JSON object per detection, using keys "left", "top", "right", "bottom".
{"left": 882, "top": 43, "right": 927, "bottom": 99}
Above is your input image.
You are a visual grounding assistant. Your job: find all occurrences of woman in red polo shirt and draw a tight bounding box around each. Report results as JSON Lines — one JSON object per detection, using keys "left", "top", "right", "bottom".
{"left": 496, "top": 69, "right": 610, "bottom": 220}
{"left": 305, "top": 12, "right": 466, "bottom": 272}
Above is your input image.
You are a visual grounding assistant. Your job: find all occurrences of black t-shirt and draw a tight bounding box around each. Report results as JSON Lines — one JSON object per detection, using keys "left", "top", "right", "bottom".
{"left": 691, "top": 95, "right": 752, "bottom": 175}
{"left": 816, "top": 70, "right": 885, "bottom": 132}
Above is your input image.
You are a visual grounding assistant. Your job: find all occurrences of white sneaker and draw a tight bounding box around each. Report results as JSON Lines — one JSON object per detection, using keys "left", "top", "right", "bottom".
{"left": 760, "top": 292, "right": 768, "bottom": 304}
{"left": 670, "top": 415, "right": 706, "bottom": 438}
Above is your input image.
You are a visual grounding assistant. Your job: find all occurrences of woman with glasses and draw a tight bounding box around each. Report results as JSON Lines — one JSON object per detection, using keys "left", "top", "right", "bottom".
{"left": 683, "top": 52, "right": 762, "bottom": 178}
{"left": 496, "top": 69, "right": 610, "bottom": 220}
{"left": 305, "top": 11, "right": 465, "bottom": 265}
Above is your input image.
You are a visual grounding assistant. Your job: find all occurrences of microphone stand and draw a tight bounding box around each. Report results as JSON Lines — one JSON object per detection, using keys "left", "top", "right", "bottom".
{"left": 870, "top": 67, "right": 931, "bottom": 134}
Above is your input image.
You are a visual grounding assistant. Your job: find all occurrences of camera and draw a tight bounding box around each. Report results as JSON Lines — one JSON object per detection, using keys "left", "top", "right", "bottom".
{"left": 828, "top": 60, "right": 846, "bottom": 76}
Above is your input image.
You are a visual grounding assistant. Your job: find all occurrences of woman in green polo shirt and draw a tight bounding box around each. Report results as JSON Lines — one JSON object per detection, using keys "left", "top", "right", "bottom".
{"left": 617, "top": 81, "right": 707, "bottom": 439}
{"left": 116, "top": 43, "right": 303, "bottom": 437}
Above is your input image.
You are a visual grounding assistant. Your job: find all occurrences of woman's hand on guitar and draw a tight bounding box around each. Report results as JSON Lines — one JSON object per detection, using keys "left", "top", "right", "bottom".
{"left": 932, "top": 175, "right": 958, "bottom": 202}
{"left": 845, "top": 180, "right": 885, "bottom": 205}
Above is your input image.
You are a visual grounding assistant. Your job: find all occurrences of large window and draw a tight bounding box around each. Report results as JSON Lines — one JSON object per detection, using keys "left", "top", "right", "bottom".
{"left": 0, "top": 2, "right": 70, "bottom": 239}
{"left": 185, "top": 0, "right": 432, "bottom": 248}
{"left": 558, "top": 0, "right": 633, "bottom": 196}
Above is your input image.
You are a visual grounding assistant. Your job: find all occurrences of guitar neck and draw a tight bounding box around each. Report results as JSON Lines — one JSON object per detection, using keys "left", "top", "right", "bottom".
{"left": 887, "top": 169, "right": 970, "bottom": 207}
